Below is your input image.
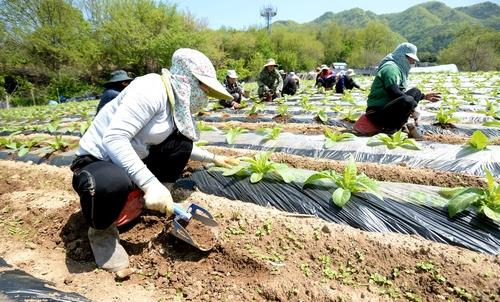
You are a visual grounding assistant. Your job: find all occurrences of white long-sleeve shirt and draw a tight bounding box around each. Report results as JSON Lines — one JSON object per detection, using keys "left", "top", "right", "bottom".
{"left": 77, "top": 73, "right": 214, "bottom": 188}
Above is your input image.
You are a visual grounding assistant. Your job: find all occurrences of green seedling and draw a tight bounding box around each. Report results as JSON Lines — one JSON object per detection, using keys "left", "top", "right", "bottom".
{"left": 222, "top": 151, "right": 294, "bottom": 184}
{"left": 438, "top": 168, "right": 499, "bottom": 221}
{"left": 315, "top": 109, "right": 328, "bottom": 124}
{"left": 277, "top": 103, "right": 289, "bottom": 117}
{"left": 341, "top": 91, "right": 356, "bottom": 104}
{"left": 79, "top": 119, "right": 92, "bottom": 136}
{"left": 211, "top": 102, "right": 224, "bottom": 110}
{"left": 415, "top": 261, "right": 434, "bottom": 272}
{"left": 340, "top": 109, "right": 361, "bottom": 122}
{"left": 257, "top": 126, "right": 282, "bottom": 141}
{"left": 224, "top": 126, "right": 248, "bottom": 144}
{"left": 323, "top": 128, "right": 356, "bottom": 148}
{"left": 331, "top": 104, "right": 343, "bottom": 113}
{"left": 247, "top": 102, "right": 265, "bottom": 116}
{"left": 453, "top": 287, "right": 473, "bottom": 301}
{"left": 299, "top": 263, "right": 311, "bottom": 277}
{"left": 367, "top": 130, "right": 420, "bottom": 150}
{"left": 435, "top": 107, "right": 459, "bottom": 125}
{"left": 197, "top": 121, "right": 218, "bottom": 132}
{"left": 369, "top": 272, "right": 392, "bottom": 286}
{"left": 194, "top": 140, "right": 208, "bottom": 147}
{"left": 483, "top": 120, "right": 500, "bottom": 127}
{"left": 303, "top": 154, "right": 382, "bottom": 207}
{"left": 466, "top": 130, "right": 489, "bottom": 151}
{"left": 45, "top": 122, "right": 60, "bottom": 133}
{"left": 404, "top": 292, "right": 422, "bottom": 302}
{"left": 255, "top": 219, "right": 272, "bottom": 237}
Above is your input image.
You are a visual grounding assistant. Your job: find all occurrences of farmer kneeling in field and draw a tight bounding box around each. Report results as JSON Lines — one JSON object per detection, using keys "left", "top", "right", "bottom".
{"left": 257, "top": 59, "right": 283, "bottom": 101}
{"left": 335, "top": 69, "right": 363, "bottom": 94}
{"left": 219, "top": 70, "right": 248, "bottom": 109}
{"left": 283, "top": 72, "right": 300, "bottom": 96}
{"left": 316, "top": 65, "right": 336, "bottom": 90}
{"left": 96, "top": 70, "right": 134, "bottom": 113}
{"left": 70, "top": 49, "right": 238, "bottom": 276}
{"left": 354, "top": 42, "right": 441, "bottom": 138}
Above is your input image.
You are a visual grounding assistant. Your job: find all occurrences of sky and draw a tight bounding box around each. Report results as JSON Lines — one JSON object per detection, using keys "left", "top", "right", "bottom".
{"left": 173, "top": 0, "right": 499, "bottom": 29}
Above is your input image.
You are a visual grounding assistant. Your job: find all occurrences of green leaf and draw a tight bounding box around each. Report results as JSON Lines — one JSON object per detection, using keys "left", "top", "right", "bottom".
{"left": 485, "top": 169, "right": 496, "bottom": 194}
{"left": 483, "top": 120, "right": 500, "bottom": 127}
{"left": 401, "top": 139, "right": 421, "bottom": 150}
{"left": 367, "top": 133, "right": 389, "bottom": 146}
{"left": 448, "top": 192, "right": 480, "bottom": 217}
{"left": 356, "top": 174, "right": 383, "bottom": 200}
{"left": 467, "top": 130, "right": 489, "bottom": 150}
{"left": 332, "top": 188, "right": 351, "bottom": 207}
{"left": 439, "top": 187, "right": 465, "bottom": 198}
{"left": 273, "top": 163, "right": 294, "bottom": 183}
{"left": 303, "top": 171, "right": 335, "bottom": 188}
{"left": 17, "top": 146, "right": 29, "bottom": 157}
{"left": 250, "top": 172, "right": 264, "bottom": 183}
{"left": 222, "top": 164, "right": 246, "bottom": 176}
{"left": 482, "top": 205, "right": 500, "bottom": 222}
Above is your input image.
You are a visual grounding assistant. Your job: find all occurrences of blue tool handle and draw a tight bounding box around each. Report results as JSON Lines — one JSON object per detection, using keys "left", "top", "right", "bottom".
{"left": 174, "top": 204, "right": 192, "bottom": 221}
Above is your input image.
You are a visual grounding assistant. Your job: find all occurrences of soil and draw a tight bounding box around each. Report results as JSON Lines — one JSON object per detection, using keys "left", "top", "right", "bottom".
{"left": 272, "top": 115, "right": 290, "bottom": 123}
{"left": 1, "top": 160, "right": 499, "bottom": 302}
{"left": 432, "top": 122, "right": 457, "bottom": 129}
{"left": 207, "top": 147, "right": 488, "bottom": 188}
{"left": 180, "top": 219, "right": 218, "bottom": 251}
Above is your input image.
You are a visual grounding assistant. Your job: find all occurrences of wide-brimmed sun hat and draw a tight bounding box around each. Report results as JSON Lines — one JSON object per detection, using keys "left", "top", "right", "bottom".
{"left": 264, "top": 59, "right": 277, "bottom": 67}
{"left": 320, "top": 64, "right": 329, "bottom": 71}
{"left": 106, "top": 70, "right": 133, "bottom": 84}
{"left": 346, "top": 69, "right": 356, "bottom": 76}
{"left": 164, "top": 48, "right": 232, "bottom": 141}
{"left": 226, "top": 70, "right": 238, "bottom": 79}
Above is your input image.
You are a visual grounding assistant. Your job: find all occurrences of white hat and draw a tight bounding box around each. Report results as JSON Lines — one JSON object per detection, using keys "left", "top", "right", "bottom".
{"left": 320, "top": 64, "right": 329, "bottom": 71}
{"left": 346, "top": 69, "right": 356, "bottom": 76}
{"left": 226, "top": 70, "right": 238, "bottom": 79}
{"left": 404, "top": 43, "right": 420, "bottom": 62}
{"left": 264, "top": 58, "right": 277, "bottom": 67}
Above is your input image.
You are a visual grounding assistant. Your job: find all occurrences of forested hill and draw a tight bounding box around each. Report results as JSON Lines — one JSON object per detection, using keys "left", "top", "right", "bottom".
{"left": 275, "top": 1, "right": 499, "bottom": 55}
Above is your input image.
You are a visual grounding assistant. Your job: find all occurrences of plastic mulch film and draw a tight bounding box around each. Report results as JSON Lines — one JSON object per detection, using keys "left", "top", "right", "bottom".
{"left": 182, "top": 169, "right": 500, "bottom": 255}
{"left": 0, "top": 260, "right": 90, "bottom": 302}
{"left": 199, "top": 131, "right": 500, "bottom": 176}
{"left": 195, "top": 114, "right": 500, "bottom": 137}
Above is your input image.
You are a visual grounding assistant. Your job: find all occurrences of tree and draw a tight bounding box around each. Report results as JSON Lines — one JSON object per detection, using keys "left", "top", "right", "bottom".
{"left": 439, "top": 26, "right": 500, "bottom": 71}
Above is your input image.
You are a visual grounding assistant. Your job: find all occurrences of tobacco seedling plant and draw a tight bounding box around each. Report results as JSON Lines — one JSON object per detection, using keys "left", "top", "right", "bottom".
{"left": 439, "top": 168, "right": 499, "bottom": 221}
{"left": 323, "top": 128, "right": 356, "bottom": 148}
{"left": 435, "top": 107, "right": 459, "bottom": 125}
{"left": 222, "top": 151, "right": 294, "bottom": 184}
{"left": 340, "top": 109, "right": 361, "bottom": 122}
{"left": 247, "top": 102, "right": 265, "bottom": 116}
{"left": 303, "top": 155, "right": 383, "bottom": 207}
{"left": 257, "top": 126, "right": 282, "bottom": 141}
{"left": 197, "top": 121, "right": 218, "bottom": 132}
{"left": 367, "top": 130, "right": 421, "bottom": 150}
{"left": 315, "top": 109, "right": 328, "bottom": 124}
{"left": 277, "top": 103, "right": 289, "bottom": 117}
{"left": 224, "top": 126, "right": 248, "bottom": 144}
{"left": 466, "top": 130, "right": 489, "bottom": 151}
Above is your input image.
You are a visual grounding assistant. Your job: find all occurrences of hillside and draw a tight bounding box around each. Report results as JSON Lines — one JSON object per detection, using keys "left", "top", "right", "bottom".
{"left": 273, "top": 1, "right": 499, "bottom": 57}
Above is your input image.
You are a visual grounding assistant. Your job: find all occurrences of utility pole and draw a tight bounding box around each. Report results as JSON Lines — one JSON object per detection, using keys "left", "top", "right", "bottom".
{"left": 260, "top": 5, "right": 277, "bottom": 33}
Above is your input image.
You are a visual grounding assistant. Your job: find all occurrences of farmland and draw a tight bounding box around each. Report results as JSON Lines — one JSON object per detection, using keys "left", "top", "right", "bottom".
{"left": 0, "top": 71, "right": 499, "bottom": 301}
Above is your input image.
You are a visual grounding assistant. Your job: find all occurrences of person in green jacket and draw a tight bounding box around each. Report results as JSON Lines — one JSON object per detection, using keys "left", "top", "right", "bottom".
{"left": 358, "top": 42, "right": 440, "bottom": 138}
{"left": 257, "top": 59, "right": 283, "bottom": 101}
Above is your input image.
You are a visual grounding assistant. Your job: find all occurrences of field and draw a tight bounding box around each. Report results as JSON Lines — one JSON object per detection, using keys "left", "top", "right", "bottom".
{"left": 0, "top": 72, "right": 499, "bottom": 301}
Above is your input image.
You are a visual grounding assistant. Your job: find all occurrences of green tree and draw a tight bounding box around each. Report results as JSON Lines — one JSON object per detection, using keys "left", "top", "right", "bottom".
{"left": 439, "top": 26, "right": 500, "bottom": 71}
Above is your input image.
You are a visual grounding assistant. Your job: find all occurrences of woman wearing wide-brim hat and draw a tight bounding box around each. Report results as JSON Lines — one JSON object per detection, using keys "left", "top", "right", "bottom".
{"left": 96, "top": 70, "right": 134, "bottom": 113}
{"left": 71, "top": 48, "right": 238, "bottom": 276}
{"left": 257, "top": 58, "right": 283, "bottom": 101}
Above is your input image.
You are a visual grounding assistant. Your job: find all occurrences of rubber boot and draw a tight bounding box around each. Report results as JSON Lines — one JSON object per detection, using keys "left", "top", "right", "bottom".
{"left": 88, "top": 225, "right": 129, "bottom": 272}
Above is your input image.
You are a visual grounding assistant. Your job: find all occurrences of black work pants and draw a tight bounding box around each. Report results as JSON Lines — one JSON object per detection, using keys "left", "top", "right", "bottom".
{"left": 283, "top": 82, "right": 298, "bottom": 96}
{"left": 366, "top": 87, "right": 423, "bottom": 131}
{"left": 70, "top": 131, "right": 193, "bottom": 230}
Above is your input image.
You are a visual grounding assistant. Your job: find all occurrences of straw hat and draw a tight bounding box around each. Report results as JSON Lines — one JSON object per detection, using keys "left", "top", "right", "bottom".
{"left": 264, "top": 59, "right": 277, "bottom": 67}
{"left": 346, "top": 69, "right": 356, "bottom": 76}
{"left": 320, "top": 64, "right": 329, "bottom": 71}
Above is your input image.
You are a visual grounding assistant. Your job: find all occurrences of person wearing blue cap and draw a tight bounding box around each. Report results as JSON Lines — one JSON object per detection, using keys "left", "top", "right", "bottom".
{"left": 96, "top": 70, "right": 134, "bottom": 113}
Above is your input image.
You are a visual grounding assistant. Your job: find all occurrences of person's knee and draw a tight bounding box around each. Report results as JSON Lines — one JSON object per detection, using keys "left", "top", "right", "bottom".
{"left": 401, "top": 95, "right": 417, "bottom": 110}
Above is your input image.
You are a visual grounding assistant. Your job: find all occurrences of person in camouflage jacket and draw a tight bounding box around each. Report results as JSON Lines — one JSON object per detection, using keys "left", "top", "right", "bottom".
{"left": 257, "top": 59, "right": 283, "bottom": 101}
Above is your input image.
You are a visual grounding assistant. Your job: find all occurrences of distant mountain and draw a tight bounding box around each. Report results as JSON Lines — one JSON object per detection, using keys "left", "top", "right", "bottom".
{"left": 272, "top": 1, "right": 499, "bottom": 56}
{"left": 310, "top": 8, "right": 381, "bottom": 28}
{"left": 456, "top": 1, "right": 500, "bottom": 30}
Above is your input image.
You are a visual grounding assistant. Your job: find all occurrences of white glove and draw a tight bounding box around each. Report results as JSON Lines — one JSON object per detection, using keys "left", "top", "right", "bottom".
{"left": 141, "top": 179, "right": 174, "bottom": 216}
